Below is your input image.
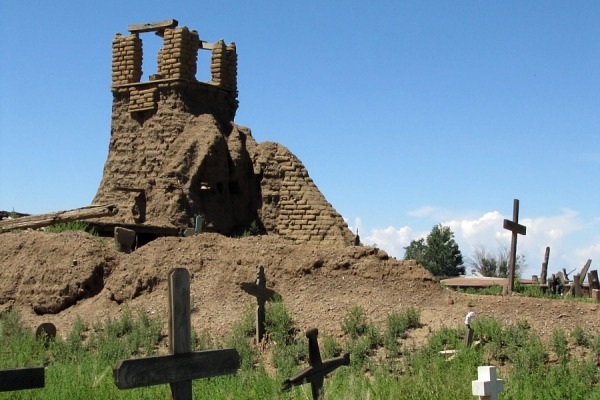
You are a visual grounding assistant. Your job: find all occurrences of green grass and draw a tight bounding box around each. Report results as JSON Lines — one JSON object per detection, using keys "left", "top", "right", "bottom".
{"left": 2, "top": 304, "right": 600, "bottom": 399}
{"left": 44, "top": 221, "right": 97, "bottom": 235}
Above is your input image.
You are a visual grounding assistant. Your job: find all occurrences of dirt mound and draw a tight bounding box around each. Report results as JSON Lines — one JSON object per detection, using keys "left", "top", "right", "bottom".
{"left": 1, "top": 230, "right": 599, "bottom": 344}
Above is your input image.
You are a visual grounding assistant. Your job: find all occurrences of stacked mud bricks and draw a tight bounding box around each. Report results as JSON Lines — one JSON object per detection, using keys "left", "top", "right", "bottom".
{"left": 211, "top": 40, "right": 237, "bottom": 92}
{"left": 110, "top": 22, "right": 238, "bottom": 115}
{"left": 112, "top": 34, "right": 143, "bottom": 85}
{"left": 158, "top": 28, "right": 199, "bottom": 81}
{"left": 273, "top": 148, "right": 349, "bottom": 244}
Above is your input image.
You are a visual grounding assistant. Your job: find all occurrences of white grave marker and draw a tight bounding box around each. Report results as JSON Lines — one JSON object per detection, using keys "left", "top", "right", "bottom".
{"left": 472, "top": 365, "right": 504, "bottom": 400}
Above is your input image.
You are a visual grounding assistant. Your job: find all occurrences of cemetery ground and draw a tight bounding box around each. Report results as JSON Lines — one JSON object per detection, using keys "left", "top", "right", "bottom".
{"left": 2, "top": 230, "right": 600, "bottom": 398}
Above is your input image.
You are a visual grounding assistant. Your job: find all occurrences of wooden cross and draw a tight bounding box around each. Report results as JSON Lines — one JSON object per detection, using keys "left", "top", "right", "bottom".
{"left": 472, "top": 365, "right": 504, "bottom": 400}
{"left": 0, "top": 367, "right": 44, "bottom": 392}
{"left": 282, "top": 328, "right": 350, "bottom": 400}
{"left": 113, "top": 268, "right": 240, "bottom": 400}
{"left": 240, "top": 265, "right": 277, "bottom": 343}
{"left": 503, "top": 199, "right": 526, "bottom": 294}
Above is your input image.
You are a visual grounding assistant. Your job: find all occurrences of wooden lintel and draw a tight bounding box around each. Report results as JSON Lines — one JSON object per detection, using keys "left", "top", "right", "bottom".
{"left": 199, "top": 41, "right": 214, "bottom": 50}
{"left": 128, "top": 19, "right": 178, "bottom": 33}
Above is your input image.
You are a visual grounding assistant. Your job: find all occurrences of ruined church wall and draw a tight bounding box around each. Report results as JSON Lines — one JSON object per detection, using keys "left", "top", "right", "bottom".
{"left": 96, "top": 21, "right": 354, "bottom": 246}
{"left": 251, "top": 142, "right": 355, "bottom": 246}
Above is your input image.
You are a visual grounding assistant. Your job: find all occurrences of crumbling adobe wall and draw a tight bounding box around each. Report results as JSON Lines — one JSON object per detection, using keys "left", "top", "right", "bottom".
{"left": 249, "top": 141, "right": 355, "bottom": 245}
{"left": 93, "top": 21, "right": 354, "bottom": 246}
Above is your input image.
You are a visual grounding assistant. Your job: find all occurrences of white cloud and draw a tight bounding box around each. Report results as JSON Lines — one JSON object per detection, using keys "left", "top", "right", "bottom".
{"left": 444, "top": 211, "right": 503, "bottom": 240}
{"left": 575, "top": 241, "right": 600, "bottom": 264}
{"left": 360, "top": 225, "right": 416, "bottom": 258}
{"left": 408, "top": 206, "right": 437, "bottom": 218}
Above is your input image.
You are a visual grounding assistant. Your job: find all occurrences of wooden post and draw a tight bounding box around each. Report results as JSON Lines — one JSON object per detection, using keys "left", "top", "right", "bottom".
{"left": 588, "top": 270, "right": 600, "bottom": 291}
{"left": 0, "top": 367, "right": 45, "bottom": 392}
{"left": 572, "top": 274, "right": 583, "bottom": 297}
{"left": 464, "top": 311, "right": 475, "bottom": 348}
{"left": 540, "top": 246, "right": 550, "bottom": 287}
{"left": 240, "top": 266, "right": 277, "bottom": 344}
{"left": 464, "top": 327, "right": 474, "bottom": 348}
{"left": 503, "top": 199, "right": 527, "bottom": 294}
{"left": 578, "top": 259, "right": 592, "bottom": 287}
{"left": 282, "top": 328, "right": 350, "bottom": 400}
{"left": 113, "top": 268, "right": 240, "bottom": 399}
{"left": 169, "top": 268, "right": 193, "bottom": 399}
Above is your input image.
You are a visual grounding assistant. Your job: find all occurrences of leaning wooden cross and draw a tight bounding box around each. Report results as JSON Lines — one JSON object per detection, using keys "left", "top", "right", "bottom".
{"left": 503, "top": 199, "right": 526, "bottom": 294}
{"left": 113, "top": 268, "right": 240, "bottom": 400}
{"left": 282, "top": 328, "right": 350, "bottom": 400}
{"left": 240, "top": 265, "right": 277, "bottom": 344}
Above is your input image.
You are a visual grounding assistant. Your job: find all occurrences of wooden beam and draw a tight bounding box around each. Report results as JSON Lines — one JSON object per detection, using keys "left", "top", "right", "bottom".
{"left": 128, "top": 19, "right": 178, "bottom": 33}
{"left": 113, "top": 350, "right": 240, "bottom": 389}
{"left": 113, "top": 268, "right": 240, "bottom": 399}
{"left": 199, "top": 41, "right": 214, "bottom": 50}
{"left": 0, "top": 205, "right": 118, "bottom": 232}
{"left": 579, "top": 259, "right": 593, "bottom": 286}
{"left": 503, "top": 199, "right": 527, "bottom": 294}
{"left": 502, "top": 219, "right": 527, "bottom": 236}
{"left": 540, "top": 246, "right": 550, "bottom": 285}
{"left": 0, "top": 367, "right": 44, "bottom": 392}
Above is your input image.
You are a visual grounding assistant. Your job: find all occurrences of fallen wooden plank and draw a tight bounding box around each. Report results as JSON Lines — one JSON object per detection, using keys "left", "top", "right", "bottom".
{"left": 440, "top": 276, "right": 541, "bottom": 289}
{"left": 0, "top": 205, "right": 118, "bottom": 232}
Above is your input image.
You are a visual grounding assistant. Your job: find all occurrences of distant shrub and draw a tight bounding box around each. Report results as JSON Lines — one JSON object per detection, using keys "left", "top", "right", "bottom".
{"left": 384, "top": 307, "right": 422, "bottom": 354}
{"left": 572, "top": 326, "right": 589, "bottom": 347}
{"left": 341, "top": 306, "right": 369, "bottom": 339}
{"left": 551, "top": 328, "right": 569, "bottom": 363}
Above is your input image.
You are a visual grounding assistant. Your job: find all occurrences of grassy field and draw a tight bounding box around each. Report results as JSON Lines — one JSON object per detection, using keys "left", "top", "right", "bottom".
{"left": 1, "top": 302, "right": 600, "bottom": 399}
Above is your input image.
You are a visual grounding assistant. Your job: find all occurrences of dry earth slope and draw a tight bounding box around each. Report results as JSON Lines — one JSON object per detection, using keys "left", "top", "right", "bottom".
{"left": 1, "top": 230, "right": 599, "bottom": 345}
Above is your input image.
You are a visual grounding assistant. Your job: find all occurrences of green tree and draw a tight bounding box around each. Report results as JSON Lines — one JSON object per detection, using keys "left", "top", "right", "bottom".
{"left": 404, "top": 224, "right": 464, "bottom": 277}
{"left": 466, "top": 243, "right": 526, "bottom": 278}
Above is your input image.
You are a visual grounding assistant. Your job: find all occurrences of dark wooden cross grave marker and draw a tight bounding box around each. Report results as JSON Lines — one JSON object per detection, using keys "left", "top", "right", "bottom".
{"left": 503, "top": 199, "right": 527, "bottom": 294}
{"left": 113, "top": 268, "right": 240, "bottom": 400}
{"left": 0, "top": 322, "right": 54, "bottom": 392}
{"left": 282, "top": 328, "right": 350, "bottom": 400}
{"left": 0, "top": 367, "right": 44, "bottom": 392}
{"left": 240, "top": 265, "right": 277, "bottom": 344}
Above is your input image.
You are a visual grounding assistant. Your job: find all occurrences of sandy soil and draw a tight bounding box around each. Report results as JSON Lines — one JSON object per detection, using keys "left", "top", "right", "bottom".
{"left": 1, "top": 230, "right": 598, "bottom": 347}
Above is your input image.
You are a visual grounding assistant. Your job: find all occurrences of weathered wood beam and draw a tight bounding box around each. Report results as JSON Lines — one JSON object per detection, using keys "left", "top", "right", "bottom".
{"left": 0, "top": 205, "right": 118, "bottom": 232}
{"left": 579, "top": 259, "right": 593, "bottom": 286}
{"left": 0, "top": 367, "right": 44, "bottom": 392}
{"left": 199, "top": 41, "right": 214, "bottom": 50}
{"left": 540, "top": 246, "right": 550, "bottom": 285}
{"left": 128, "top": 19, "right": 178, "bottom": 33}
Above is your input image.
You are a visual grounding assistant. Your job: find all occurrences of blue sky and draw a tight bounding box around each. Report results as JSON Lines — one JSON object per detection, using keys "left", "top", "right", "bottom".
{"left": 1, "top": 1, "right": 598, "bottom": 279}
